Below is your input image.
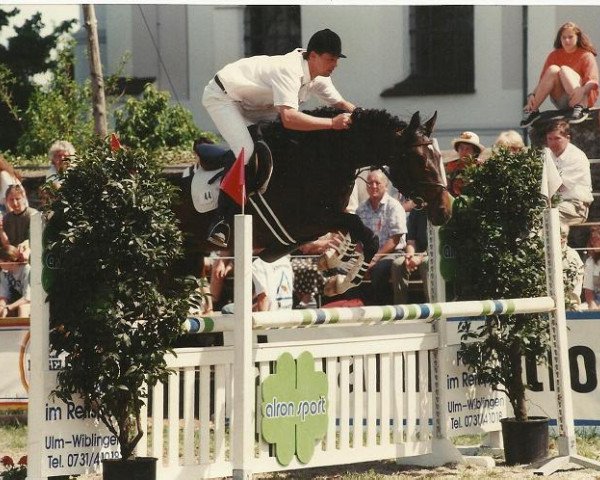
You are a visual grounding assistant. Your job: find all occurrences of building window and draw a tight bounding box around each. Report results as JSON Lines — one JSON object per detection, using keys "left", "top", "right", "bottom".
{"left": 381, "top": 6, "right": 474, "bottom": 97}
{"left": 244, "top": 6, "right": 301, "bottom": 57}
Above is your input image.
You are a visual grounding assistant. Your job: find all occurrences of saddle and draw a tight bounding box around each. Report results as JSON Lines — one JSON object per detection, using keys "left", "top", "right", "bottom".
{"left": 194, "top": 140, "right": 273, "bottom": 195}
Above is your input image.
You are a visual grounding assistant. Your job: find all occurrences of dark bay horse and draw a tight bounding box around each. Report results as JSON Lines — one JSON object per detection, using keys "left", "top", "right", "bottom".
{"left": 172, "top": 107, "right": 452, "bottom": 293}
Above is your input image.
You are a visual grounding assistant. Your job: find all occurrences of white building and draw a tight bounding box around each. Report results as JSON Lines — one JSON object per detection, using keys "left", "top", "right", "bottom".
{"left": 75, "top": 5, "right": 600, "bottom": 152}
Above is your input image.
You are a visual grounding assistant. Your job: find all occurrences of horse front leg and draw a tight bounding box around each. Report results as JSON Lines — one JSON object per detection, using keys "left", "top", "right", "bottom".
{"left": 320, "top": 213, "right": 379, "bottom": 296}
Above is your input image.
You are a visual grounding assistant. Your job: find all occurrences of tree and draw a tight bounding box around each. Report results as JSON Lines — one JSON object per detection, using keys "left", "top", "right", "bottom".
{"left": 442, "top": 147, "right": 550, "bottom": 421}
{"left": 114, "top": 83, "right": 204, "bottom": 151}
{"left": 0, "top": 8, "right": 76, "bottom": 152}
{"left": 44, "top": 139, "right": 196, "bottom": 459}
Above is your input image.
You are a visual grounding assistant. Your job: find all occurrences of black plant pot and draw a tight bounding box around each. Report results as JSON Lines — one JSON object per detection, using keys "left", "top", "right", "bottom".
{"left": 102, "top": 457, "right": 157, "bottom": 480}
{"left": 501, "top": 416, "right": 549, "bottom": 465}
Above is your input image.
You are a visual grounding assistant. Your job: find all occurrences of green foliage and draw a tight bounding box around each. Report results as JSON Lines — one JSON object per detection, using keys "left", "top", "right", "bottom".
{"left": 0, "top": 8, "right": 76, "bottom": 151}
{"left": 114, "top": 83, "right": 211, "bottom": 151}
{"left": 44, "top": 139, "right": 196, "bottom": 459}
{"left": 17, "top": 43, "right": 95, "bottom": 156}
{"left": 443, "top": 147, "right": 550, "bottom": 421}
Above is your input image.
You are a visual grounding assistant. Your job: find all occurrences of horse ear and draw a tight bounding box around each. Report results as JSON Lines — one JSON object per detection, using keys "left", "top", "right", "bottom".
{"left": 408, "top": 111, "right": 421, "bottom": 132}
{"left": 423, "top": 111, "right": 438, "bottom": 137}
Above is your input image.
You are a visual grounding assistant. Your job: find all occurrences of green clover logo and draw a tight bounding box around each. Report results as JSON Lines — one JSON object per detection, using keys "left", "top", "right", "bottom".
{"left": 261, "top": 351, "right": 328, "bottom": 466}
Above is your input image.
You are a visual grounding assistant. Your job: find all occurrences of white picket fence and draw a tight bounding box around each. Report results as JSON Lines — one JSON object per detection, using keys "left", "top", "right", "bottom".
{"left": 135, "top": 324, "right": 437, "bottom": 479}
{"left": 28, "top": 209, "right": 587, "bottom": 479}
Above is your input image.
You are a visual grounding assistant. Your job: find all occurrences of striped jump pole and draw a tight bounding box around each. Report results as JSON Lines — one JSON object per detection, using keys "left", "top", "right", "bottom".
{"left": 251, "top": 297, "right": 555, "bottom": 329}
{"left": 184, "top": 297, "right": 556, "bottom": 332}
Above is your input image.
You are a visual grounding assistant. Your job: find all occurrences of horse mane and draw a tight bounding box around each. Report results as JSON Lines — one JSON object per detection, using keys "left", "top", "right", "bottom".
{"left": 257, "top": 107, "right": 408, "bottom": 169}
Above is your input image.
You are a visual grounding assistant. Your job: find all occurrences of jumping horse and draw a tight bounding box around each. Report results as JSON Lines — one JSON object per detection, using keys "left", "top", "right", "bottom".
{"left": 173, "top": 107, "right": 452, "bottom": 294}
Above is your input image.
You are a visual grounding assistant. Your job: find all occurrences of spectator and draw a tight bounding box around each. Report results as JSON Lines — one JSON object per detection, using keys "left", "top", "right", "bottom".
{"left": 492, "top": 130, "right": 562, "bottom": 202}
{"left": 391, "top": 207, "right": 429, "bottom": 304}
{"left": 292, "top": 234, "right": 337, "bottom": 308}
{"left": 445, "top": 131, "right": 486, "bottom": 197}
{"left": 0, "top": 185, "right": 38, "bottom": 249}
{"left": 209, "top": 255, "right": 234, "bottom": 311}
{"left": 202, "top": 29, "right": 355, "bottom": 248}
{"left": 356, "top": 169, "right": 407, "bottom": 305}
{"left": 583, "top": 231, "right": 600, "bottom": 310}
{"left": 346, "top": 170, "right": 370, "bottom": 214}
{"left": 521, "top": 21, "right": 599, "bottom": 127}
{"left": 222, "top": 255, "right": 294, "bottom": 313}
{"left": 543, "top": 120, "right": 593, "bottom": 225}
{"left": 46, "top": 140, "right": 75, "bottom": 188}
{"left": 0, "top": 156, "right": 25, "bottom": 214}
{"left": 561, "top": 224, "right": 584, "bottom": 310}
{"left": 493, "top": 130, "right": 526, "bottom": 154}
{"left": 0, "top": 244, "right": 31, "bottom": 318}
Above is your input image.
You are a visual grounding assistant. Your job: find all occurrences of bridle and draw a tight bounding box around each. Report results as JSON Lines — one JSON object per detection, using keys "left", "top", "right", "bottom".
{"left": 383, "top": 139, "right": 447, "bottom": 209}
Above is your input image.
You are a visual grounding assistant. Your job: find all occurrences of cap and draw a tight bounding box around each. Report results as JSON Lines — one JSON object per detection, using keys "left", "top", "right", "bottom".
{"left": 307, "top": 29, "right": 346, "bottom": 58}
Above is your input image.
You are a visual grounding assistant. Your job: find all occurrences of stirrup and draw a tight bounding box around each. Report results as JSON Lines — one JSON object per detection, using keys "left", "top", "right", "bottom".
{"left": 207, "top": 220, "right": 230, "bottom": 248}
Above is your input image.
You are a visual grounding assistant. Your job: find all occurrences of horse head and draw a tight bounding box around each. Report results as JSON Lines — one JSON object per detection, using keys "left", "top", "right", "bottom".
{"left": 388, "top": 111, "right": 452, "bottom": 226}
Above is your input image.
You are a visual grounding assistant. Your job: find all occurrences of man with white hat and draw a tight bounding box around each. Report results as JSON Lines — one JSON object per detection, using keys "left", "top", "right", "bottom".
{"left": 202, "top": 28, "right": 356, "bottom": 248}
{"left": 445, "top": 131, "right": 486, "bottom": 197}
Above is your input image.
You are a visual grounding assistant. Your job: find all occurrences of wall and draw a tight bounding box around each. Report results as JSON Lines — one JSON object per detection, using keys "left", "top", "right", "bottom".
{"left": 76, "top": 5, "right": 600, "bottom": 153}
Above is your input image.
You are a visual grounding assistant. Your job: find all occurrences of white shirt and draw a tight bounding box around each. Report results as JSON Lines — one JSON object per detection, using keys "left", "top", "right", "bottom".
{"left": 217, "top": 49, "right": 343, "bottom": 114}
{"left": 544, "top": 143, "right": 593, "bottom": 204}
{"left": 583, "top": 257, "right": 600, "bottom": 301}
{"left": 355, "top": 192, "right": 407, "bottom": 251}
{"left": 0, "top": 264, "right": 30, "bottom": 302}
{"left": 252, "top": 256, "right": 294, "bottom": 311}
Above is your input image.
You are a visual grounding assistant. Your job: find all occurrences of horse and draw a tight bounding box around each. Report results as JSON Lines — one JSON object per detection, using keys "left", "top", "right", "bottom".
{"left": 172, "top": 107, "right": 452, "bottom": 295}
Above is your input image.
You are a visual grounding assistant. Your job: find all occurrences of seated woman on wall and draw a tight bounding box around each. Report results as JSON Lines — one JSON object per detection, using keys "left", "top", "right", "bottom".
{"left": 521, "top": 21, "right": 599, "bottom": 127}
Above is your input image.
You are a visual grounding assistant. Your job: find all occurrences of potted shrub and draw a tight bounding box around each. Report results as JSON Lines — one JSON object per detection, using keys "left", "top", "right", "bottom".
{"left": 442, "top": 147, "right": 551, "bottom": 465}
{"left": 43, "top": 139, "right": 195, "bottom": 478}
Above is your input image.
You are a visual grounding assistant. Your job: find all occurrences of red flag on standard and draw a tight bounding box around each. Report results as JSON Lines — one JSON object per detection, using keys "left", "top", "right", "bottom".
{"left": 110, "top": 133, "right": 122, "bottom": 151}
{"left": 221, "top": 148, "right": 246, "bottom": 206}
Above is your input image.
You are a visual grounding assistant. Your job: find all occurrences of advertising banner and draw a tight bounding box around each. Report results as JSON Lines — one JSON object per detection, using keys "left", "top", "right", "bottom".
{"left": 0, "top": 318, "right": 29, "bottom": 409}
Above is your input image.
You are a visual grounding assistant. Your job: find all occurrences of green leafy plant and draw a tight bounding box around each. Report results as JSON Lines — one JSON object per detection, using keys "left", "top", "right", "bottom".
{"left": 0, "top": 455, "right": 26, "bottom": 480}
{"left": 17, "top": 42, "right": 95, "bottom": 156}
{"left": 44, "top": 139, "right": 196, "bottom": 459}
{"left": 443, "top": 147, "right": 549, "bottom": 421}
{"left": 114, "top": 83, "right": 213, "bottom": 151}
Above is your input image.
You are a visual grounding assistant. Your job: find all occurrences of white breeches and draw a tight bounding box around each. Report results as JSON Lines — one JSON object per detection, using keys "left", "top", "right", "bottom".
{"left": 202, "top": 80, "right": 278, "bottom": 163}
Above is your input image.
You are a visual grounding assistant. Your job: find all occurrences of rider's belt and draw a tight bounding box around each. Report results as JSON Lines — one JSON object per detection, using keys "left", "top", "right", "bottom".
{"left": 214, "top": 75, "right": 226, "bottom": 93}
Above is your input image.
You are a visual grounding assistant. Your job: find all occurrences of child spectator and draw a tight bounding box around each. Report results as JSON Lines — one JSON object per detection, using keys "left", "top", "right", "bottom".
{"left": 0, "top": 244, "right": 31, "bottom": 318}
{"left": 521, "top": 21, "right": 599, "bottom": 126}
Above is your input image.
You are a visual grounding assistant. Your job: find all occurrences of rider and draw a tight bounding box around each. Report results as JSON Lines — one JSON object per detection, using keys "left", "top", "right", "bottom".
{"left": 202, "top": 28, "right": 356, "bottom": 248}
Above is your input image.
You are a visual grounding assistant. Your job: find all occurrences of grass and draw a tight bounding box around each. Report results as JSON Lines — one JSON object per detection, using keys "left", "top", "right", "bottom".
{"left": 6, "top": 422, "right": 600, "bottom": 479}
